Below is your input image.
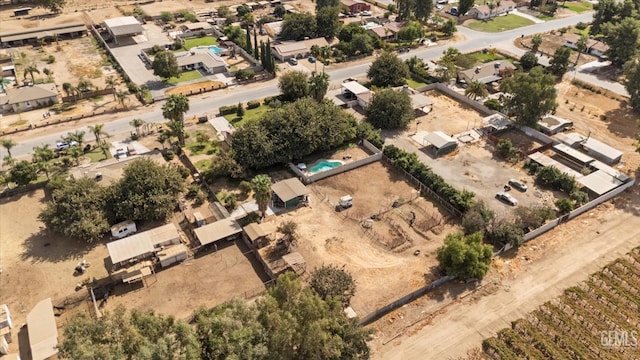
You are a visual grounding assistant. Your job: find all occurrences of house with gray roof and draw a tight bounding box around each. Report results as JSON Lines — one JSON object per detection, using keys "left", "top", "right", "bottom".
{"left": 175, "top": 50, "right": 228, "bottom": 74}
{"left": 1, "top": 83, "right": 58, "bottom": 113}
{"left": 458, "top": 60, "right": 516, "bottom": 85}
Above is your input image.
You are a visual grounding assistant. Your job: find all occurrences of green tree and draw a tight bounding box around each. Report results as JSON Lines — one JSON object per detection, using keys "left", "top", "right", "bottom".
{"left": 106, "top": 158, "right": 184, "bottom": 222}
{"left": 602, "top": 17, "right": 640, "bottom": 66}
{"left": 367, "top": 51, "right": 409, "bottom": 87}
{"left": 89, "top": 123, "right": 108, "bottom": 145}
{"left": 1, "top": 139, "right": 16, "bottom": 158}
{"left": 441, "top": 47, "right": 461, "bottom": 64}
{"left": 152, "top": 51, "right": 181, "bottom": 80}
{"left": 33, "top": 0, "right": 67, "bottom": 13}
{"left": 519, "top": 51, "right": 539, "bottom": 71}
{"left": 590, "top": 0, "right": 620, "bottom": 35}
{"left": 458, "top": 0, "right": 475, "bottom": 17}
{"left": 62, "top": 82, "right": 74, "bottom": 97}
{"left": 549, "top": 46, "right": 572, "bottom": 77}
{"left": 237, "top": 102, "right": 245, "bottom": 117}
{"left": 160, "top": 11, "right": 174, "bottom": 22}
{"left": 278, "top": 70, "right": 310, "bottom": 102}
{"left": 310, "top": 264, "right": 356, "bottom": 305}
{"left": 33, "top": 144, "right": 56, "bottom": 179}
{"left": 436, "top": 231, "right": 493, "bottom": 280}
{"left": 461, "top": 201, "right": 494, "bottom": 235}
{"left": 64, "top": 130, "right": 86, "bottom": 148}
{"left": 396, "top": 0, "right": 416, "bottom": 20}
{"left": 130, "top": 118, "right": 145, "bottom": 136}
{"left": 442, "top": 18, "right": 457, "bottom": 36}
{"left": 555, "top": 197, "right": 574, "bottom": 214}
{"left": 114, "top": 89, "right": 128, "bottom": 109}
{"left": 355, "top": 122, "right": 384, "bottom": 148}
{"left": 316, "top": 0, "right": 339, "bottom": 9}
{"left": 77, "top": 77, "right": 94, "bottom": 95}
{"left": 464, "top": 80, "right": 488, "bottom": 100}
{"left": 59, "top": 306, "right": 200, "bottom": 359}
{"left": 10, "top": 160, "right": 37, "bottom": 186}
{"left": 163, "top": 94, "right": 190, "bottom": 124}
{"left": 530, "top": 33, "right": 543, "bottom": 53}
{"left": 414, "top": 0, "right": 433, "bottom": 22}
{"left": 23, "top": 64, "right": 40, "bottom": 83}
{"left": 499, "top": 66, "right": 557, "bottom": 126}
{"left": 338, "top": 22, "right": 367, "bottom": 42}
{"left": 315, "top": 6, "right": 341, "bottom": 39}
{"left": 624, "top": 57, "right": 640, "bottom": 112}
{"left": 167, "top": 120, "right": 186, "bottom": 148}
{"left": 365, "top": 88, "right": 414, "bottom": 129}
{"left": 97, "top": 141, "right": 112, "bottom": 160}
{"left": 487, "top": 221, "right": 525, "bottom": 248}
{"left": 251, "top": 174, "right": 272, "bottom": 217}
{"left": 280, "top": 12, "right": 317, "bottom": 40}
{"left": 398, "top": 21, "right": 425, "bottom": 43}
{"left": 308, "top": 72, "right": 330, "bottom": 102}
{"left": 67, "top": 146, "right": 83, "bottom": 166}
{"left": 105, "top": 75, "right": 117, "bottom": 100}
{"left": 274, "top": 4, "right": 286, "bottom": 18}
{"left": 349, "top": 33, "right": 374, "bottom": 56}
{"left": 38, "top": 176, "right": 109, "bottom": 242}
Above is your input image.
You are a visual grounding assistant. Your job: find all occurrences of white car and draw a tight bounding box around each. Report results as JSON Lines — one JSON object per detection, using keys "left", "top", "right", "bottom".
{"left": 496, "top": 192, "right": 518, "bottom": 206}
{"left": 360, "top": 10, "right": 372, "bottom": 16}
{"left": 56, "top": 141, "right": 78, "bottom": 151}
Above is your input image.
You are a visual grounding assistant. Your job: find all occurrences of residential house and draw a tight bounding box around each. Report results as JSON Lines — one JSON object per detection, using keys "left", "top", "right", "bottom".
{"left": 423, "top": 131, "right": 458, "bottom": 155}
{"left": 271, "top": 37, "right": 329, "bottom": 61}
{"left": 181, "top": 22, "right": 213, "bottom": 33}
{"left": 366, "top": 21, "right": 405, "bottom": 40}
{"left": 340, "top": 0, "right": 371, "bottom": 14}
{"left": 457, "top": 60, "right": 516, "bottom": 85}
{"left": 1, "top": 83, "right": 58, "bottom": 113}
{"left": 175, "top": 50, "right": 228, "bottom": 74}
{"left": 563, "top": 33, "right": 609, "bottom": 57}
{"left": 467, "top": 0, "right": 516, "bottom": 19}
{"left": 341, "top": 80, "right": 372, "bottom": 108}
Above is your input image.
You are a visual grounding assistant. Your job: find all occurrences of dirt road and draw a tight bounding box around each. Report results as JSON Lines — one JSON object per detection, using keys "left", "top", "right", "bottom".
{"left": 375, "top": 200, "right": 640, "bottom": 359}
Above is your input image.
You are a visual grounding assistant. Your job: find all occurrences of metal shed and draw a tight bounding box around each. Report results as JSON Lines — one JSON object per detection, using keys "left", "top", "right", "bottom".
{"left": 423, "top": 131, "right": 458, "bottom": 155}
{"left": 271, "top": 178, "right": 309, "bottom": 208}
{"left": 194, "top": 218, "right": 243, "bottom": 247}
{"left": 27, "top": 298, "right": 58, "bottom": 360}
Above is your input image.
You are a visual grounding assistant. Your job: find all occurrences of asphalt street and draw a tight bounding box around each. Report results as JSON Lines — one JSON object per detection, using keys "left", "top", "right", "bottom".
{"left": 1, "top": 12, "right": 596, "bottom": 161}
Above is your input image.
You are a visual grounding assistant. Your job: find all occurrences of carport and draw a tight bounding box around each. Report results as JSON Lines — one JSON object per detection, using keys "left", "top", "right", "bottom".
{"left": 26, "top": 298, "right": 58, "bottom": 360}
{"left": 194, "top": 218, "right": 243, "bottom": 247}
{"left": 423, "top": 131, "right": 458, "bottom": 156}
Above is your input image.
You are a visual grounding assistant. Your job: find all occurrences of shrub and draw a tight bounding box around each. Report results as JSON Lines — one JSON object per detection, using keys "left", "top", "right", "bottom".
{"left": 484, "top": 99, "right": 501, "bottom": 111}
{"left": 219, "top": 104, "right": 238, "bottom": 115}
{"left": 488, "top": 221, "right": 525, "bottom": 248}
{"left": 174, "top": 164, "right": 190, "bottom": 179}
{"left": 236, "top": 102, "right": 245, "bottom": 117}
{"left": 570, "top": 190, "right": 589, "bottom": 206}
{"left": 186, "top": 184, "right": 201, "bottom": 199}
{"left": 576, "top": 22, "right": 588, "bottom": 30}
{"left": 45, "top": 55, "right": 55, "bottom": 64}
{"left": 163, "top": 149, "right": 175, "bottom": 160}
{"left": 496, "top": 139, "right": 517, "bottom": 160}
{"left": 535, "top": 166, "right": 576, "bottom": 193}
{"left": 555, "top": 198, "right": 574, "bottom": 214}
{"left": 247, "top": 100, "right": 261, "bottom": 109}
{"left": 235, "top": 69, "right": 256, "bottom": 80}
{"left": 238, "top": 180, "right": 252, "bottom": 195}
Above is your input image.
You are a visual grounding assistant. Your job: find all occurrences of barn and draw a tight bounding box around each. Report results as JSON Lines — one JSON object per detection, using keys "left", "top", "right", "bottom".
{"left": 423, "top": 131, "right": 458, "bottom": 156}
{"left": 103, "top": 16, "right": 144, "bottom": 44}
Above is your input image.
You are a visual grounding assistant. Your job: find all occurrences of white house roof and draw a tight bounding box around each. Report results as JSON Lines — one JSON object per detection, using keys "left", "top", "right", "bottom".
{"left": 342, "top": 81, "right": 370, "bottom": 95}
{"left": 176, "top": 52, "right": 227, "bottom": 69}
{"left": 538, "top": 115, "right": 572, "bottom": 132}
{"left": 3, "top": 84, "right": 57, "bottom": 105}
{"left": 423, "top": 131, "right": 456, "bottom": 149}
{"left": 107, "top": 223, "right": 180, "bottom": 264}
{"left": 555, "top": 132, "right": 584, "bottom": 147}
{"left": 194, "top": 218, "right": 242, "bottom": 246}
{"left": 264, "top": 20, "right": 283, "bottom": 35}
{"left": 271, "top": 178, "right": 309, "bottom": 203}
{"left": 104, "top": 16, "right": 144, "bottom": 36}
{"left": 272, "top": 37, "right": 329, "bottom": 58}
{"left": 553, "top": 144, "right": 594, "bottom": 165}
{"left": 27, "top": 298, "right": 58, "bottom": 360}
{"left": 577, "top": 170, "right": 623, "bottom": 195}
{"left": 581, "top": 137, "right": 623, "bottom": 161}
{"left": 483, "top": 113, "right": 512, "bottom": 130}
{"left": 182, "top": 22, "right": 213, "bottom": 31}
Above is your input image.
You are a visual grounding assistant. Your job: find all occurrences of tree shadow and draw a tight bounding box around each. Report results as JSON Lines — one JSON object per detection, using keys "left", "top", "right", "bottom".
{"left": 20, "top": 229, "right": 102, "bottom": 264}
{"left": 601, "top": 100, "right": 639, "bottom": 140}
{"left": 0, "top": 186, "right": 49, "bottom": 205}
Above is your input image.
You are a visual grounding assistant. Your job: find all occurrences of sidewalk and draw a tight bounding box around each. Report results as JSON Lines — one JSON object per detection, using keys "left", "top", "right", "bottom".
{"left": 512, "top": 9, "right": 546, "bottom": 24}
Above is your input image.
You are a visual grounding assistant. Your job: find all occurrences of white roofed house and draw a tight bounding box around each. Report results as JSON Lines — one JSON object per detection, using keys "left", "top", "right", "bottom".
{"left": 467, "top": 0, "right": 517, "bottom": 19}
{"left": 341, "top": 80, "right": 372, "bottom": 108}
{"left": 271, "top": 37, "right": 329, "bottom": 62}
{"left": 175, "top": 49, "right": 229, "bottom": 74}
{"left": 103, "top": 16, "right": 145, "bottom": 44}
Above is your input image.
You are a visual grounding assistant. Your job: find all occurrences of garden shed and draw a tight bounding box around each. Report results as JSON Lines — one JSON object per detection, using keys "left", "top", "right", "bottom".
{"left": 157, "top": 244, "right": 189, "bottom": 268}
{"left": 243, "top": 221, "right": 277, "bottom": 248}
{"left": 423, "top": 131, "right": 458, "bottom": 156}
{"left": 26, "top": 298, "right": 58, "bottom": 360}
{"left": 107, "top": 223, "right": 180, "bottom": 269}
{"left": 194, "top": 218, "right": 243, "bottom": 247}
{"left": 271, "top": 178, "right": 309, "bottom": 208}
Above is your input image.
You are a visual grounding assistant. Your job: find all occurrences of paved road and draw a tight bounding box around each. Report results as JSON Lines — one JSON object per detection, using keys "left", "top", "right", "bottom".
{"left": 1, "top": 12, "right": 595, "bottom": 161}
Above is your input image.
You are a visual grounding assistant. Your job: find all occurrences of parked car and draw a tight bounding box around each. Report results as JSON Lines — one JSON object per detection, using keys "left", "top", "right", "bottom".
{"left": 360, "top": 10, "right": 372, "bottom": 16}
{"left": 449, "top": 7, "right": 458, "bottom": 15}
{"left": 56, "top": 141, "right": 78, "bottom": 151}
{"left": 288, "top": 57, "right": 298, "bottom": 65}
{"left": 508, "top": 179, "right": 528, "bottom": 192}
{"left": 496, "top": 192, "right": 518, "bottom": 206}
{"left": 308, "top": 56, "right": 316, "bottom": 63}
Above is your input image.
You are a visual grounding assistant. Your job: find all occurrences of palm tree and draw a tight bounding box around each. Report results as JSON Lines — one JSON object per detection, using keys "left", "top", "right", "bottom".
{"left": 105, "top": 75, "right": 117, "bottom": 100}
{"left": 308, "top": 72, "right": 330, "bottom": 102}
{"left": 42, "top": 68, "right": 53, "bottom": 82}
{"left": 64, "top": 130, "right": 86, "bottom": 148}
{"left": 130, "top": 118, "right": 145, "bottom": 136}
{"left": 251, "top": 174, "right": 272, "bottom": 218}
{"left": 115, "top": 90, "right": 129, "bottom": 109}
{"left": 77, "top": 78, "right": 94, "bottom": 99}
{"left": 33, "top": 144, "right": 55, "bottom": 179}
{"left": 167, "top": 120, "right": 185, "bottom": 146}
{"left": 67, "top": 146, "right": 83, "bottom": 166}
{"left": 162, "top": 94, "right": 190, "bottom": 123}
{"left": 2, "top": 155, "right": 15, "bottom": 169}
{"left": 465, "top": 80, "right": 489, "bottom": 100}
{"left": 62, "top": 82, "right": 74, "bottom": 98}
{"left": 23, "top": 64, "right": 39, "bottom": 83}
{"left": 531, "top": 34, "right": 543, "bottom": 53}
{"left": 157, "top": 131, "right": 171, "bottom": 150}
{"left": 575, "top": 35, "right": 588, "bottom": 66}
{"left": 97, "top": 141, "right": 111, "bottom": 160}
{"left": 1, "top": 139, "right": 16, "bottom": 157}
{"left": 89, "top": 123, "right": 109, "bottom": 145}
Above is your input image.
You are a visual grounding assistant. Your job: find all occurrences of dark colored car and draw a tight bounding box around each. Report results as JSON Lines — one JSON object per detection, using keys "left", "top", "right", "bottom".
{"left": 508, "top": 179, "right": 528, "bottom": 192}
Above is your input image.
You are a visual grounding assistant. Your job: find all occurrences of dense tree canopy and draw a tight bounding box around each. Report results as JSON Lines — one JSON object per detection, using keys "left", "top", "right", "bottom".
{"left": 549, "top": 46, "right": 572, "bottom": 77}
{"left": 623, "top": 57, "right": 640, "bottom": 112}
{"left": 278, "top": 70, "right": 310, "bottom": 102}
{"left": 33, "top": 0, "right": 66, "bottom": 13}
{"left": 601, "top": 17, "right": 640, "bottom": 66}
{"left": 458, "top": 0, "right": 475, "bottom": 18}
{"left": 315, "top": 6, "right": 341, "bottom": 39}
{"left": 58, "top": 306, "right": 200, "bottom": 359}
{"left": 367, "top": 51, "right": 409, "bottom": 87}
{"left": 436, "top": 231, "right": 493, "bottom": 280}
{"left": 414, "top": 0, "right": 433, "bottom": 22}
{"left": 499, "top": 66, "right": 557, "bottom": 126}
{"left": 39, "top": 177, "right": 110, "bottom": 242}
{"left": 107, "top": 158, "right": 184, "bottom": 223}
{"left": 397, "top": 21, "right": 425, "bottom": 43}
{"left": 9, "top": 160, "right": 37, "bottom": 186}
{"left": 365, "top": 88, "right": 414, "bottom": 129}
{"left": 152, "top": 51, "right": 180, "bottom": 80}
{"left": 519, "top": 51, "right": 538, "bottom": 71}
{"left": 310, "top": 264, "right": 357, "bottom": 305}
{"left": 280, "top": 12, "right": 317, "bottom": 40}
{"left": 232, "top": 98, "right": 357, "bottom": 169}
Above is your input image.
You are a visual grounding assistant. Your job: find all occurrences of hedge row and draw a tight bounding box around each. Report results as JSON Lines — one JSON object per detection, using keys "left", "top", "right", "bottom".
{"left": 383, "top": 145, "right": 475, "bottom": 214}
{"left": 219, "top": 104, "right": 239, "bottom": 115}
{"left": 247, "top": 100, "right": 261, "bottom": 109}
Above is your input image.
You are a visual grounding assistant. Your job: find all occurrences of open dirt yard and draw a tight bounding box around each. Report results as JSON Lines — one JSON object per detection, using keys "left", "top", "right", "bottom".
{"left": 497, "top": 128, "right": 547, "bottom": 153}
{"left": 417, "top": 91, "right": 486, "bottom": 136}
{"left": 285, "top": 161, "right": 458, "bottom": 317}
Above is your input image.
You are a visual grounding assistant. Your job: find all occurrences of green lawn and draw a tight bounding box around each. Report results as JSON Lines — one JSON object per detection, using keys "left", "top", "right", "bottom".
{"left": 468, "top": 51, "right": 506, "bottom": 63}
{"left": 185, "top": 139, "right": 218, "bottom": 156}
{"left": 223, "top": 104, "right": 273, "bottom": 127}
{"left": 195, "top": 158, "right": 214, "bottom": 171}
{"left": 563, "top": 1, "right": 593, "bottom": 13}
{"left": 182, "top": 36, "right": 219, "bottom": 50}
{"left": 405, "top": 78, "right": 427, "bottom": 89}
{"left": 467, "top": 15, "right": 535, "bottom": 32}
{"left": 167, "top": 70, "right": 203, "bottom": 85}
{"left": 85, "top": 148, "right": 109, "bottom": 162}
{"left": 536, "top": 14, "right": 555, "bottom": 21}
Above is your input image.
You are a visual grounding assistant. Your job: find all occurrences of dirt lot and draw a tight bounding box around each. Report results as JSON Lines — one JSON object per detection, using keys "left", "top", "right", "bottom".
{"left": 497, "top": 128, "right": 546, "bottom": 153}
{"left": 417, "top": 91, "right": 487, "bottom": 136}
{"left": 284, "top": 159, "right": 458, "bottom": 316}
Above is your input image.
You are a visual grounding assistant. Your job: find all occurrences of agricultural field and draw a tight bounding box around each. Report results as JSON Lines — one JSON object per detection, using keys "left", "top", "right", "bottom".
{"left": 482, "top": 247, "right": 640, "bottom": 359}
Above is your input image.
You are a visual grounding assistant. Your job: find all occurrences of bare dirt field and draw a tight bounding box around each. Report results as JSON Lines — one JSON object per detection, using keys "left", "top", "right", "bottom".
{"left": 287, "top": 160, "right": 458, "bottom": 317}
{"left": 515, "top": 31, "right": 600, "bottom": 67}
{"left": 417, "top": 91, "right": 486, "bottom": 136}
{"left": 497, "top": 128, "right": 546, "bottom": 153}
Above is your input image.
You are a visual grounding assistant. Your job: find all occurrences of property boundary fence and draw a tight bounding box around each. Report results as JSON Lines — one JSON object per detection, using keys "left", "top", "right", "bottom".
{"left": 289, "top": 140, "right": 382, "bottom": 184}
{"left": 0, "top": 181, "right": 48, "bottom": 199}
{"left": 359, "top": 276, "right": 455, "bottom": 326}
{"left": 423, "top": 83, "right": 496, "bottom": 116}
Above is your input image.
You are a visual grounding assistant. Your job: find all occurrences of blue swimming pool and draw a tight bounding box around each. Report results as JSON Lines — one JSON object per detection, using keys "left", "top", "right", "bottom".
{"left": 309, "top": 160, "right": 342, "bottom": 174}
{"left": 207, "top": 45, "right": 223, "bottom": 54}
